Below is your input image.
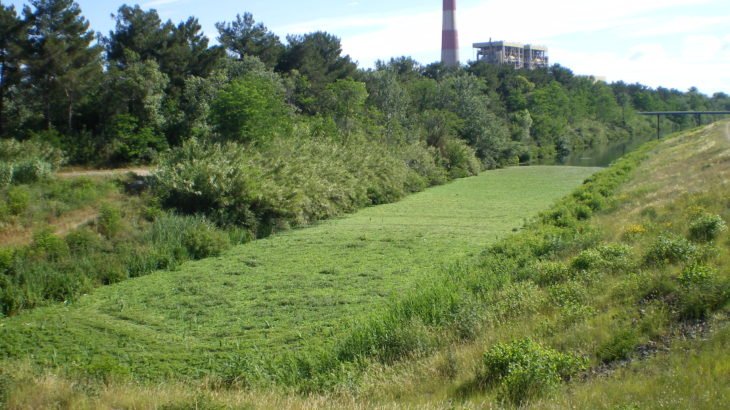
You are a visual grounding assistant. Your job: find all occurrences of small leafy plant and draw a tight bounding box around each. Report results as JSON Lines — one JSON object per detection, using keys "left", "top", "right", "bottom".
{"left": 480, "top": 338, "right": 586, "bottom": 405}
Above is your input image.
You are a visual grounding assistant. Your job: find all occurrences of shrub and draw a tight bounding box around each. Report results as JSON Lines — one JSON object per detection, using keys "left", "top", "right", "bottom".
{"left": 597, "top": 329, "right": 640, "bottom": 363}
{"left": 0, "top": 162, "right": 12, "bottom": 187}
{"left": 0, "top": 248, "right": 14, "bottom": 274}
{"left": 678, "top": 264, "right": 716, "bottom": 288}
{"left": 0, "top": 138, "right": 64, "bottom": 170}
{"left": 549, "top": 281, "right": 588, "bottom": 307}
{"left": 480, "top": 338, "right": 586, "bottom": 405}
{"left": 532, "top": 261, "right": 570, "bottom": 286}
{"left": 6, "top": 186, "right": 30, "bottom": 215}
{"left": 574, "top": 204, "right": 592, "bottom": 220}
{"left": 644, "top": 234, "right": 698, "bottom": 266}
{"left": 570, "top": 244, "right": 632, "bottom": 273}
{"left": 542, "top": 206, "right": 575, "bottom": 228}
{"left": 440, "top": 138, "right": 482, "bottom": 179}
{"left": 11, "top": 159, "right": 52, "bottom": 184}
{"left": 183, "top": 224, "right": 231, "bottom": 259}
{"left": 65, "top": 227, "right": 102, "bottom": 254}
{"left": 571, "top": 248, "right": 602, "bottom": 271}
{"left": 97, "top": 204, "right": 122, "bottom": 239}
{"left": 688, "top": 214, "right": 727, "bottom": 242}
{"left": 104, "top": 114, "right": 168, "bottom": 163}
{"left": 30, "top": 228, "right": 69, "bottom": 261}
{"left": 676, "top": 264, "right": 728, "bottom": 320}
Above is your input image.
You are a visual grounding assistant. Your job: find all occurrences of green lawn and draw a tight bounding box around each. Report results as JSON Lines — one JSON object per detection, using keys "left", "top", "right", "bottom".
{"left": 0, "top": 166, "right": 598, "bottom": 379}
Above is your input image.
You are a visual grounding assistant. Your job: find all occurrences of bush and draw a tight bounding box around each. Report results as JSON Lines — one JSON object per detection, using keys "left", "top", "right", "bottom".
{"left": 597, "top": 329, "right": 640, "bottom": 363}
{"left": 65, "top": 227, "right": 102, "bottom": 254}
{"left": 441, "top": 138, "right": 482, "bottom": 179}
{"left": 532, "top": 261, "right": 570, "bottom": 286}
{"left": 97, "top": 204, "right": 122, "bottom": 239}
{"left": 104, "top": 114, "right": 167, "bottom": 163}
{"left": 678, "top": 264, "right": 716, "bottom": 288}
{"left": 0, "top": 162, "right": 12, "bottom": 187}
{"left": 542, "top": 206, "right": 575, "bottom": 228}
{"left": 574, "top": 204, "right": 592, "bottom": 220}
{"left": 30, "top": 228, "right": 69, "bottom": 261}
{"left": 480, "top": 338, "right": 586, "bottom": 405}
{"left": 0, "top": 248, "right": 14, "bottom": 274}
{"left": 183, "top": 224, "right": 231, "bottom": 259}
{"left": 6, "top": 186, "right": 30, "bottom": 215}
{"left": 0, "top": 138, "right": 64, "bottom": 170}
{"left": 11, "top": 159, "right": 52, "bottom": 184}
{"left": 644, "top": 234, "right": 698, "bottom": 266}
{"left": 688, "top": 214, "right": 727, "bottom": 242}
{"left": 676, "top": 264, "right": 728, "bottom": 320}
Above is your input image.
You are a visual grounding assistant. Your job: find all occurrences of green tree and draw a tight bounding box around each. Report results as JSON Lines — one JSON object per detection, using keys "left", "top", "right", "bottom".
{"left": 0, "top": 4, "right": 23, "bottom": 136}
{"left": 210, "top": 74, "right": 292, "bottom": 144}
{"left": 366, "top": 69, "right": 409, "bottom": 143}
{"left": 276, "top": 31, "right": 356, "bottom": 113}
{"left": 106, "top": 6, "right": 222, "bottom": 93}
{"left": 322, "top": 78, "right": 368, "bottom": 142}
{"left": 529, "top": 81, "right": 571, "bottom": 153}
{"left": 103, "top": 59, "right": 169, "bottom": 131}
{"left": 215, "top": 13, "right": 284, "bottom": 68}
{"left": 438, "top": 73, "right": 510, "bottom": 167}
{"left": 22, "top": 0, "right": 102, "bottom": 131}
{"left": 105, "top": 5, "right": 166, "bottom": 67}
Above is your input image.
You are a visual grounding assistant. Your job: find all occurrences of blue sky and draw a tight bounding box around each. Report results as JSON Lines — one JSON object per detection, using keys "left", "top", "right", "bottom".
{"left": 6, "top": 0, "right": 730, "bottom": 94}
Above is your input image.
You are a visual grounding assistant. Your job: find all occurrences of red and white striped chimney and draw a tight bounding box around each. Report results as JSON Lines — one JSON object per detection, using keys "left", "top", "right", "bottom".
{"left": 441, "top": 0, "right": 459, "bottom": 67}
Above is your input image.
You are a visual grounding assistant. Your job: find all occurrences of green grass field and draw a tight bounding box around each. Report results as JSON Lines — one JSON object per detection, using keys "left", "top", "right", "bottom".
{"left": 0, "top": 166, "right": 598, "bottom": 379}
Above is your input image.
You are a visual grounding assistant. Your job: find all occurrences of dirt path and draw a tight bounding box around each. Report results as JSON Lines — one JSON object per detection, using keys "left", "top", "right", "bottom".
{"left": 57, "top": 167, "right": 152, "bottom": 178}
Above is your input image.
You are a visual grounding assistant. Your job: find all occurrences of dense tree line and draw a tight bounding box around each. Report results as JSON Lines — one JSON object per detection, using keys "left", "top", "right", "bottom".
{"left": 1, "top": 0, "right": 728, "bottom": 167}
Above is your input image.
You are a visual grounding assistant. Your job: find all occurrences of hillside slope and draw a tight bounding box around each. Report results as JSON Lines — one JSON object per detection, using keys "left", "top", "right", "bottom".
{"left": 2, "top": 122, "right": 728, "bottom": 408}
{"left": 0, "top": 166, "right": 596, "bottom": 381}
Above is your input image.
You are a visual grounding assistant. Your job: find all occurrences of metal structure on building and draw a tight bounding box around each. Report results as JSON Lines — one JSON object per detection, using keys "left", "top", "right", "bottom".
{"left": 473, "top": 40, "right": 548, "bottom": 69}
{"left": 441, "top": 0, "right": 459, "bottom": 67}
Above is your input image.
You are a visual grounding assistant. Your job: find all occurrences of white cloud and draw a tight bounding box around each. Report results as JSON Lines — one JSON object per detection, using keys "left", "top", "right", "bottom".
{"left": 271, "top": 0, "right": 729, "bottom": 93}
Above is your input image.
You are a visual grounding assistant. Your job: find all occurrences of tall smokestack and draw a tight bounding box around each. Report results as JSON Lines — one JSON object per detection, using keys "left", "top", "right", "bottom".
{"left": 441, "top": 0, "right": 459, "bottom": 67}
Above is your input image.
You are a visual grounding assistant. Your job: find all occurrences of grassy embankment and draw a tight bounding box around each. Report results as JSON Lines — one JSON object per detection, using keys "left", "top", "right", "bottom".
{"left": 2, "top": 122, "right": 728, "bottom": 408}
{"left": 0, "top": 166, "right": 596, "bottom": 385}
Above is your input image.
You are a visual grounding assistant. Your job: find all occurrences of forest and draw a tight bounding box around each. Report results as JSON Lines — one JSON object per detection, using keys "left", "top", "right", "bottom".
{"left": 1, "top": 0, "right": 728, "bottom": 167}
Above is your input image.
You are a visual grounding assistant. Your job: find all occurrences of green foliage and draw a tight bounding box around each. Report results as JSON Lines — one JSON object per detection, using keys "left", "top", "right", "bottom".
{"left": 97, "top": 204, "right": 122, "bottom": 239}
{"left": 10, "top": 159, "right": 52, "bottom": 184}
{"left": 480, "top": 338, "right": 587, "bottom": 405}
{"left": 571, "top": 244, "right": 633, "bottom": 273}
{"left": 154, "top": 136, "right": 438, "bottom": 231}
{"left": 216, "top": 13, "right": 284, "bottom": 68}
{"left": 688, "top": 214, "right": 727, "bottom": 242}
{"left": 0, "top": 163, "right": 13, "bottom": 188}
{"left": 30, "top": 228, "right": 69, "bottom": 262}
{"left": 210, "top": 75, "right": 292, "bottom": 143}
{"left": 65, "top": 227, "right": 102, "bottom": 254}
{"left": 182, "top": 223, "right": 231, "bottom": 260}
{"left": 644, "top": 234, "right": 698, "bottom": 266}
{"left": 597, "top": 329, "right": 640, "bottom": 363}
{"left": 0, "top": 139, "right": 63, "bottom": 184}
{"left": 103, "top": 114, "right": 167, "bottom": 163}
{"left": 6, "top": 186, "right": 30, "bottom": 215}
{"left": 676, "top": 264, "right": 728, "bottom": 320}
{"left": 441, "top": 138, "right": 482, "bottom": 178}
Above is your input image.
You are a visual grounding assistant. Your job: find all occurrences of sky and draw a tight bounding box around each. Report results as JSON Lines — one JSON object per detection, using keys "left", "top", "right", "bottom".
{"left": 6, "top": 0, "right": 730, "bottom": 95}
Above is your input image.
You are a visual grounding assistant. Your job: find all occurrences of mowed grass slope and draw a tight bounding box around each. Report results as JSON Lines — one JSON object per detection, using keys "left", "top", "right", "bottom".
{"left": 0, "top": 166, "right": 597, "bottom": 379}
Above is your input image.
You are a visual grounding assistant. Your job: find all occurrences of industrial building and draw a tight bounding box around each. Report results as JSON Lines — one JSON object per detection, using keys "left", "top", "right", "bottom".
{"left": 473, "top": 41, "right": 549, "bottom": 69}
